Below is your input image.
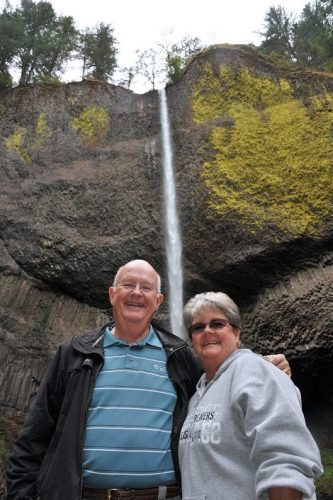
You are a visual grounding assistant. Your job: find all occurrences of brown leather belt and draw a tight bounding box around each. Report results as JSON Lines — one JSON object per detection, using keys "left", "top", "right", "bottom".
{"left": 82, "top": 485, "right": 180, "bottom": 499}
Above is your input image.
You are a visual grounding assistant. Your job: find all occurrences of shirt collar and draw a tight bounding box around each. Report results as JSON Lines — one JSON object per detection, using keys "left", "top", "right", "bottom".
{"left": 103, "top": 325, "right": 162, "bottom": 349}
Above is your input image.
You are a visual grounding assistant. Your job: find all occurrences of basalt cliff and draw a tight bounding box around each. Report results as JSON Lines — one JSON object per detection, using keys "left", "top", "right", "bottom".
{"left": 0, "top": 45, "right": 332, "bottom": 493}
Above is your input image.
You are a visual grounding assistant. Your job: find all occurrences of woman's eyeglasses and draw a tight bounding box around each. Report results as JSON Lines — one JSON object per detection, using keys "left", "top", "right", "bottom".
{"left": 189, "top": 319, "right": 231, "bottom": 337}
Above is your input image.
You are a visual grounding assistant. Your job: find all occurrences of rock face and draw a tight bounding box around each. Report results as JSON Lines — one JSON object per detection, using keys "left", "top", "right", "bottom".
{"left": 0, "top": 44, "right": 332, "bottom": 485}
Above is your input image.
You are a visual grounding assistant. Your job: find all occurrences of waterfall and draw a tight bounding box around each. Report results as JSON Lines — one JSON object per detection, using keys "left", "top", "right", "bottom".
{"left": 159, "top": 88, "right": 186, "bottom": 339}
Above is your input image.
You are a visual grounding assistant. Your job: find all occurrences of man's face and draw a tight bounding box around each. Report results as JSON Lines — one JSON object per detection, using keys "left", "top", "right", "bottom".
{"left": 109, "top": 261, "right": 164, "bottom": 329}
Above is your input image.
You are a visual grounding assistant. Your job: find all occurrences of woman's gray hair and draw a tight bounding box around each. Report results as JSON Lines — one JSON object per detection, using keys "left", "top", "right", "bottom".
{"left": 183, "top": 291, "right": 241, "bottom": 333}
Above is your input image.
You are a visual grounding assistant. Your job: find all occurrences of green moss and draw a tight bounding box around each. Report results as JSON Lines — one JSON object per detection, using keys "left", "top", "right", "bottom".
{"left": 71, "top": 105, "right": 110, "bottom": 146}
{"left": 192, "top": 64, "right": 333, "bottom": 236}
{"left": 5, "top": 127, "right": 32, "bottom": 162}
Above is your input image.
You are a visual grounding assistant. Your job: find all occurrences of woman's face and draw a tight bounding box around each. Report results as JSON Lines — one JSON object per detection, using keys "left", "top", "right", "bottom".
{"left": 191, "top": 307, "right": 240, "bottom": 375}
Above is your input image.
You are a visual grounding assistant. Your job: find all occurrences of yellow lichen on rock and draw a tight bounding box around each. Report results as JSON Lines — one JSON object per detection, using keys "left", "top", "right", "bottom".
{"left": 71, "top": 106, "right": 110, "bottom": 146}
{"left": 5, "top": 127, "right": 32, "bottom": 162}
{"left": 35, "top": 112, "right": 52, "bottom": 144}
{"left": 5, "top": 113, "right": 52, "bottom": 161}
{"left": 192, "top": 64, "right": 333, "bottom": 236}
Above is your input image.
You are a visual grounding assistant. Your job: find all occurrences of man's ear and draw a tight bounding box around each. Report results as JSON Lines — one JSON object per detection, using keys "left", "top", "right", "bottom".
{"left": 156, "top": 293, "right": 164, "bottom": 307}
{"left": 108, "top": 286, "right": 115, "bottom": 305}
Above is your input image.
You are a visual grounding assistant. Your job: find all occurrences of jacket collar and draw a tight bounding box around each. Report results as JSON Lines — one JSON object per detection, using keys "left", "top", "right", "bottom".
{"left": 71, "top": 324, "right": 110, "bottom": 356}
{"left": 71, "top": 322, "right": 188, "bottom": 357}
{"left": 152, "top": 322, "right": 189, "bottom": 354}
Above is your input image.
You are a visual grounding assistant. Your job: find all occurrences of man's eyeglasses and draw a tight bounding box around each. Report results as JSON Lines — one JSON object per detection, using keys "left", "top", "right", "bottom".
{"left": 116, "top": 282, "right": 157, "bottom": 294}
{"left": 189, "top": 319, "right": 231, "bottom": 337}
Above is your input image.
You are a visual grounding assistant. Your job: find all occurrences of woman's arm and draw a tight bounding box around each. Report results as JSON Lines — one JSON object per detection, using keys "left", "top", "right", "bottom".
{"left": 269, "top": 487, "right": 302, "bottom": 499}
{"left": 233, "top": 352, "right": 322, "bottom": 498}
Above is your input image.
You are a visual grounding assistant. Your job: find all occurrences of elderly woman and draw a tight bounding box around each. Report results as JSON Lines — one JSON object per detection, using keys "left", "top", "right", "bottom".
{"left": 179, "top": 292, "right": 322, "bottom": 500}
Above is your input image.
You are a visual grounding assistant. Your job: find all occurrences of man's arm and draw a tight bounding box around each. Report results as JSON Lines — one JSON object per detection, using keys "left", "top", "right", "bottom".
{"left": 264, "top": 354, "right": 292, "bottom": 377}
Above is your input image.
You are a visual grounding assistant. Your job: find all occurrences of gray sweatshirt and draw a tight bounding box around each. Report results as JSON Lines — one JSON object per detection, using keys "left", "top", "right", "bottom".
{"left": 178, "top": 349, "right": 322, "bottom": 500}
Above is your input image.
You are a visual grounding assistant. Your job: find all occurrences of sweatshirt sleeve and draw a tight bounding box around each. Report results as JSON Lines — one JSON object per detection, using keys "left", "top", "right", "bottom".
{"left": 232, "top": 353, "right": 323, "bottom": 499}
{"left": 6, "top": 343, "right": 69, "bottom": 500}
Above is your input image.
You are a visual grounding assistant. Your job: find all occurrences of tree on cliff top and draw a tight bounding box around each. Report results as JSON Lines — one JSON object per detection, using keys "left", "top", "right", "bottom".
{"left": 260, "top": 1, "right": 333, "bottom": 70}
{"left": 134, "top": 48, "right": 164, "bottom": 90}
{"left": 0, "top": 1, "right": 16, "bottom": 88}
{"left": 259, "top": 6, "right": 296, "bottom": 62}
{"left": 162, "top": 35, "right": 203, "bottom": 84}
{"left": 79, "top": 23, "right": 118, "bottom": 81}
{"left": 0, "top": 0, "right": 118, "bottom": 88}
{"left": 293, "top": 1, "right": 333, "bottom": 69}
{"left": 9, "top": 0, "right": 77, "bottom": 85}
{"left": 133, "top": 35, "right": 203, "bottom": 90}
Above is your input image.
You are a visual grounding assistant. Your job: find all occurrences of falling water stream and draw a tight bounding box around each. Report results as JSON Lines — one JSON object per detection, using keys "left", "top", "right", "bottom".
{"left": 159, "top": 88, "right": 186, "bottom": 339}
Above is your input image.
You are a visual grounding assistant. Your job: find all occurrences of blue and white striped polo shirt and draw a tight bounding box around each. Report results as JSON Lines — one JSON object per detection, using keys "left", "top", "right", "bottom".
{"left": 82, "top": 326, "right": 177, "bottom": 488}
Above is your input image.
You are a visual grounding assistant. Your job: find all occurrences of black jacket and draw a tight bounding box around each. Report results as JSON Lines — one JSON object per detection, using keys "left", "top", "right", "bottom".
{"left": 6, "top": 324, "right": 202, "bottom": 500}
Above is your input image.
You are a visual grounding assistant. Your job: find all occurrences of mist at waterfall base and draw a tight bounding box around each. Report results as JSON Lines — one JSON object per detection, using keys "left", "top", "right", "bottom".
{"left": 159, "top": 89, "right": 187, "bottom": 340}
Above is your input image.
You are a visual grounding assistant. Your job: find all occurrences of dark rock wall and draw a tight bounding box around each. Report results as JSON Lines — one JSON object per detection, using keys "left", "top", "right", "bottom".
{"left": 0, "top": 82, "right": 167, "bottom": 308}
{"left": 0, "top": 274, "right": 109, "bottom": 411}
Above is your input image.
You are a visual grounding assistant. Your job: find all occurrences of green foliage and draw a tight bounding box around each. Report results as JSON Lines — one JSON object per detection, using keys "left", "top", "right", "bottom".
{"left": 0, "top": 70, "right": 12, "bottom": 90}
{"left": 0, "top": 1, "right": 18, "bottom": 88}
{"left": 260, "top": 0, "right": 333, "bottom": 71}
{"left": 9, "top": 0, "right": 78, "bottom": 85}
{"left": 0, "top": 1, "right": 120, "bottom": 86}
{"left": 293, "top": 2, "right": 333, "bottom": 69}
{"left": 32, "top": 74, "right": 62, "bottom": 85}
{"left": 260, "top": 6, "right": 296, "bottom": 61}
{"left": 133, "top": 36, "right": 203, "bottom": 90}
{"left": 35, "top": 13, "right": 79, "bottom": 80}
{"left": 165, "top": 54, "right": 184, "bottom": 84}
{"left": 79, "top": 23, "right": 118, "bottom": 81}
{"left": 163, "top": 36, "right": 203, "bottom": 84}
{"left": 317, "top": 448, "right": 333, "bottom": 496}
{"left": 192, "top": 63, "right": 333, "bottom": 237}
{"left": 71, "top": 105, "right": 110, "bottom": 146}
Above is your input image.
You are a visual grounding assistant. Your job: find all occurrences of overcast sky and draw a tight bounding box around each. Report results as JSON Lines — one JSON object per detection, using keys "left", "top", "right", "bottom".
{"left": 1, "top": 0, "right": 310, "bottom": 92}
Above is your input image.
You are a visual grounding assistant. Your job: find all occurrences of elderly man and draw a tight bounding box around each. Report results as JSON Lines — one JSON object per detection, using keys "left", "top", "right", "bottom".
{"left": 6, "top": 259, "right": 290, "bottom": 500}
